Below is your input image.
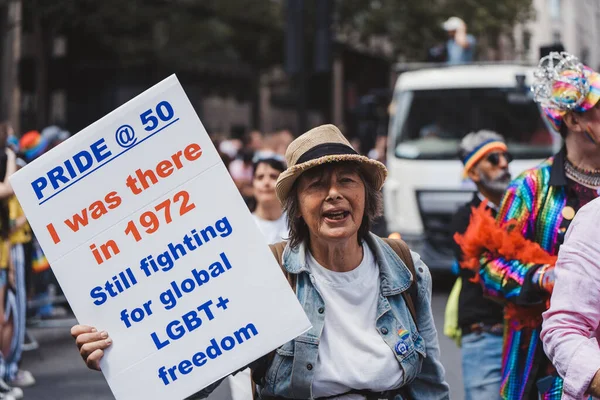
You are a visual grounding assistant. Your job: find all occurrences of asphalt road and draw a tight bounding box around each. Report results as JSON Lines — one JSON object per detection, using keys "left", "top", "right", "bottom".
{"left": 19, "top": 281, "right": 463, "bottom": 400}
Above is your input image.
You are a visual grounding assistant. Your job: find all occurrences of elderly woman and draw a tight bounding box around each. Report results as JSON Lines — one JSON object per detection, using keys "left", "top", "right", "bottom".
{"left": 71, "top": 124, "right": 449, "bottom": 400}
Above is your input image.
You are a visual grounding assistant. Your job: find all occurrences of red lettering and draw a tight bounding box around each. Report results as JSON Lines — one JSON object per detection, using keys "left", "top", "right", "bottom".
{"left": 156, "top": 160, "right": 174, "bottom": 178}
{"left": 171, "top": 151, "right": 184, "bottom": 169}
{"left": 125, "top": 143, "right": 203, "bottom": 195}
{"left": 65, "top": 209, "right": 89, "bottom": 232}
{"left": 46, "top": 223, "right": 61, "bottom": 244}
{"left": 184, "top": 143, "right": 202, "bottom": 161}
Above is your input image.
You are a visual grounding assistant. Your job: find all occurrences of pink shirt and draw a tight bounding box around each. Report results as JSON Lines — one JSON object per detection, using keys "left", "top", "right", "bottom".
{"left": 541, "top": 197, "right": 600, "bottom": 400}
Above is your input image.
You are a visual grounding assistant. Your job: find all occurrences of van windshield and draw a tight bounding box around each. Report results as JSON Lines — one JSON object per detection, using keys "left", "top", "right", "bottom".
{"left": 391, "top": 88, "right": 556, "bottom": 160}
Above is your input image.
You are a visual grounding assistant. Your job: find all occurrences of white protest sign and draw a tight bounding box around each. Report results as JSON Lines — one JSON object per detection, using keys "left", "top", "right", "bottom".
{"left": 10, "top": 75, "right": 311, "bottom": 400}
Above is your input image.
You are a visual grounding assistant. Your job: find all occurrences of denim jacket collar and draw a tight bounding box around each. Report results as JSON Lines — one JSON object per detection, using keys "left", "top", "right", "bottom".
{"left": 281, "top": 232, "right": 414, "bottom": 296}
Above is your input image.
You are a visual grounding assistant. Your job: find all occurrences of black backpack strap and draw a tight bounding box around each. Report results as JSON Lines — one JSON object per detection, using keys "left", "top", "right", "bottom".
{"left": 382, "top": 238, "right": 418, "bottom": 328}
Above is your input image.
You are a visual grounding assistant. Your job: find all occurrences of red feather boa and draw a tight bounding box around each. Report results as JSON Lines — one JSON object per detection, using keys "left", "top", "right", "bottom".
{"left": 453, "top": 200, "right": 556, "bottom": 329}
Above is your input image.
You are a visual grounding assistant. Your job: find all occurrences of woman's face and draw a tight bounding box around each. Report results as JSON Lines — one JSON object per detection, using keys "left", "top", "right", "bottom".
{"left": 253, "top": 162, "right": 281, "bottom": 205}
{"left": 296, "top": 164, "right": 366, "bottom": 245}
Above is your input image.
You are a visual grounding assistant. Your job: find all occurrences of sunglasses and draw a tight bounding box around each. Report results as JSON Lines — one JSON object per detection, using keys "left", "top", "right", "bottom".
{"left": 486, "top": 151, "right": 513, "bottom": 166}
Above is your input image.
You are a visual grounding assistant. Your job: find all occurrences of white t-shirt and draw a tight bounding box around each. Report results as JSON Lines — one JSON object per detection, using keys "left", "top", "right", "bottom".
{"left": 252, "top": 213, "right": 289, "bottom": 244}
{"left": 307, "top": 244, "right": 404, "bottom": 399}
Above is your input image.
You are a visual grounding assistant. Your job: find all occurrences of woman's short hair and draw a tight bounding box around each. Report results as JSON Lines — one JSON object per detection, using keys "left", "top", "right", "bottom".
{"left": 283, "top": 161, "right": 383, "bottom": 248}
{"left": 252, "top": 158, "right": 286, "bottom": 177}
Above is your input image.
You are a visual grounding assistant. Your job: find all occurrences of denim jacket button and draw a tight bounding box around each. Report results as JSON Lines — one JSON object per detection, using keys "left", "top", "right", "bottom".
{"left": 318, "top": 307, "right": 324, "bottom": 314}
{"left": 307, "top": 363, "right": 313, "bottom": 370}
{"left": 381, "top": 327, "right": 388, "bottom": 335}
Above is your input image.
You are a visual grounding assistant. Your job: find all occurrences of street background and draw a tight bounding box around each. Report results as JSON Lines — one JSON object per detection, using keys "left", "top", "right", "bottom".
{"left": 0, "top": 0, "right": 596, "bottom": 399}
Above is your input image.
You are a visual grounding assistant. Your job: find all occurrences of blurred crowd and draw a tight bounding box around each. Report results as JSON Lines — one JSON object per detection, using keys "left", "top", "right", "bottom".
{"left": 0, "top": 122, "right": 71, "bottom": 400}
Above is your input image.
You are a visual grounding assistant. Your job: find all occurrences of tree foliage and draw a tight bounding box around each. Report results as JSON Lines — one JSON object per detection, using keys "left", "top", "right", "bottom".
{"left": 23, "top": 0, "right": 534, "bottom": 67}
{"left": 24, "top": 0, "right": 284, "bottom": 70}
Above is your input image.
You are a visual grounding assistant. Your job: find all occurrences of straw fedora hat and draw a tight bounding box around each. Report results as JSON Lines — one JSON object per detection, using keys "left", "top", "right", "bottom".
{"left": 275, "top": 124, "right": 387, "bottom": 202}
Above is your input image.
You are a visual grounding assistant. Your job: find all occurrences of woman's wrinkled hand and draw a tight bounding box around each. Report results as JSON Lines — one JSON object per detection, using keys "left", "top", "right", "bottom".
{"left": 70, "top": 324, "right": 112, "bottom": 371}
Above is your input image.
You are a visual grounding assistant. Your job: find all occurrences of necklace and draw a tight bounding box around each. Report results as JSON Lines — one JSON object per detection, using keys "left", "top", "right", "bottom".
{"left": 565, "top": 159, "right": 600, "bottom": 188}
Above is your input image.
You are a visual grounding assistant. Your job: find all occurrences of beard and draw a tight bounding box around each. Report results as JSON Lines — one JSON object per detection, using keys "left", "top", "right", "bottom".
{"left": 479, "top": 170, "right": 511, "bottom": 195}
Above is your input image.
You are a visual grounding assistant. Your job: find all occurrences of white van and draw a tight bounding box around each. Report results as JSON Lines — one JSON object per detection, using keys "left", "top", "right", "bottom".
{"left": 384, "top": 63, "right": 561, "bottom": 272}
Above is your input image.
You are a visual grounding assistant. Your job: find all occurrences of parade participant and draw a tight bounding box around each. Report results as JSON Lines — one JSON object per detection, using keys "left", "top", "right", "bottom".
{"left": 71, "top": 124, "right": 449, "bottom": 399}
{"left": 250, "top": 151, "right": 288, "bottom": 244}
{"left": 4, "top": 163, "right": 35, "bottom": 389}
{"left": 449, "top": 130, "right": 511, "bottom": 400}
{"left": 0, "top": 123, "right": 21, "bottom": 400}
{"left": 442, "top": 17, "right": 476, "bottom": 64}
{"left": 455, "top": 52, "right": 600, "bottom": 399}
{"left": 541, "top": 198, "right": 600, "bottom": 400}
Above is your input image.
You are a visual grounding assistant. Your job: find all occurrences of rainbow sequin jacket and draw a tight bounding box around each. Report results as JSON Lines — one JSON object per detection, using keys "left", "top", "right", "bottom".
{"left": 477, "top": 149, "right": 598, "bottom": 399}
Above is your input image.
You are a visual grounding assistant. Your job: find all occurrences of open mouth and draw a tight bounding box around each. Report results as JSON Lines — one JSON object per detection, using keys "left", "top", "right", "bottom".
{"left": 323, "top": 211, "right": 350, "bottom": 221}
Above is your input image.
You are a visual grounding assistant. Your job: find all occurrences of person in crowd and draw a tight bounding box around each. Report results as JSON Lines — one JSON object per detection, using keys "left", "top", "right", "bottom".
{"left": 71, "top": 124, "right": 449, "bottom": 399}
{"left": 271, "top": 129, "right": 294, "bottom": 156}
{"left": 449, "top": 131, "right": 511, "bottom": 400}
{"left": 541, "top": 198, "right": 600, "bottom": 400}
{"left": 218, "top": 135, "right": 242, "bottom": 164}
{"left": 367, "top": 135, "right": 388, "bottom": 164}
{"left": 455, "top": 52, "right": 600, "bottom": 399}
{"left": 18, "top": 131, "right": 47, "bottom": 163}
{"left": 442, "top": 17, "right": 476, "bottom": 64}
{"left": 251, "top": 151, "right": 288, "bottom": 244}
{"left": 229, "top": 130, "right": 264, "bottom": 200}
{"left": 0, "top": 123, "right": 22, "bottom": 400}
{"left": 17, "top": 131, "right": 65, "bottom": 320}
{"left": 4, "top": 161, "right": 35, "bottom": 389}
{"left": 37, "top": 125, "right": 69, "bottom": 153}
{"left": 246, "top": 130, "right": 264, "bottom": 153}
{"left": 229, "top": 148, "right": 255, "bottom": 200}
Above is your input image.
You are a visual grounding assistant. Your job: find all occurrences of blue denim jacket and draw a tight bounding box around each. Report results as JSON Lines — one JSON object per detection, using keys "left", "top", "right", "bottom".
{"left": 193, "top": 233, "right": 449, "bottom": 400}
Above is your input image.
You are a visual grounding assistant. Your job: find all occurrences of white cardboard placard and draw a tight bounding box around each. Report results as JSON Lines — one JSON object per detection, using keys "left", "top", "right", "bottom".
{"left": 10, "top": 75, "right": 311, "bottom": 400}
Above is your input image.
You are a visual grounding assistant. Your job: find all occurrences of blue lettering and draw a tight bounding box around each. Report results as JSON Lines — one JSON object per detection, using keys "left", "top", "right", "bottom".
{"left": 90, "top": 286, "right": 107, "bottom": 306}
{"left": 31, "top": 177, "right": 48, "bottom": 200}
{"left": 64, "top": 159, "right": 77, "bottom": 179}
{"left": 220, "top": 336, "right": 235, "bottom": 351}
{"left": 166, "top": 320, "right": 185, "bottom": 340}
{"left": 90, "top": 138, "right": 112, "bottom": 162}
{"left": 31, "top": 138, "right": 114, "bottom": 201}
{"left": 48, "top": 166, "right": 68, "bottom": 189}
{"left": 192, "top": 351, "right": 207, "bottom": 367}
{"left": 206, "top": 338, "right": 222, "bottom": 359}
{"left": 151, "top": 332, "right": 170, "bottom": 350}
{"left": 182, "top": 310, "right": 202, "bottom": 332}
{"left": 154, "top": 323, "right": 259, "bottom": 386}
{"left": 73, "top": 150, "right": 94, "bottom": 173}
{"left": 178, "top": 360, "right": 193, "bottom": 375}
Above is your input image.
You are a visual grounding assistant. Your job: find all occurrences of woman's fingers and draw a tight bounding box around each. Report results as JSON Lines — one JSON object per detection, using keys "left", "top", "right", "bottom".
{"left": 79, "top": 334, "right": 112, "bottom": 357}
{"left": 75, "top": 331, "right": 110, "bottom": 351}
{"left": 86, "top": 349, "right": 104, "bottom": 371}
{"left": 71, "top": 325, "right": 111, "bottom": 370}
{"left": 71, "top": 325, "right": 97, "bottom": 339}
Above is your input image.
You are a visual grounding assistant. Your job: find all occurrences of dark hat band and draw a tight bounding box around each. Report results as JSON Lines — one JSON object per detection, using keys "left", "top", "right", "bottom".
{"left": 296, "top": 143, "right": 357, "bottom": 164}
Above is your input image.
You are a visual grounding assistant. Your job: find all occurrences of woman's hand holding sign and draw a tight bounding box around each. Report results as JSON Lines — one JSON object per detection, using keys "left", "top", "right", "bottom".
{"left": 71, "top": 325, "right": 111, "bottom": 371}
